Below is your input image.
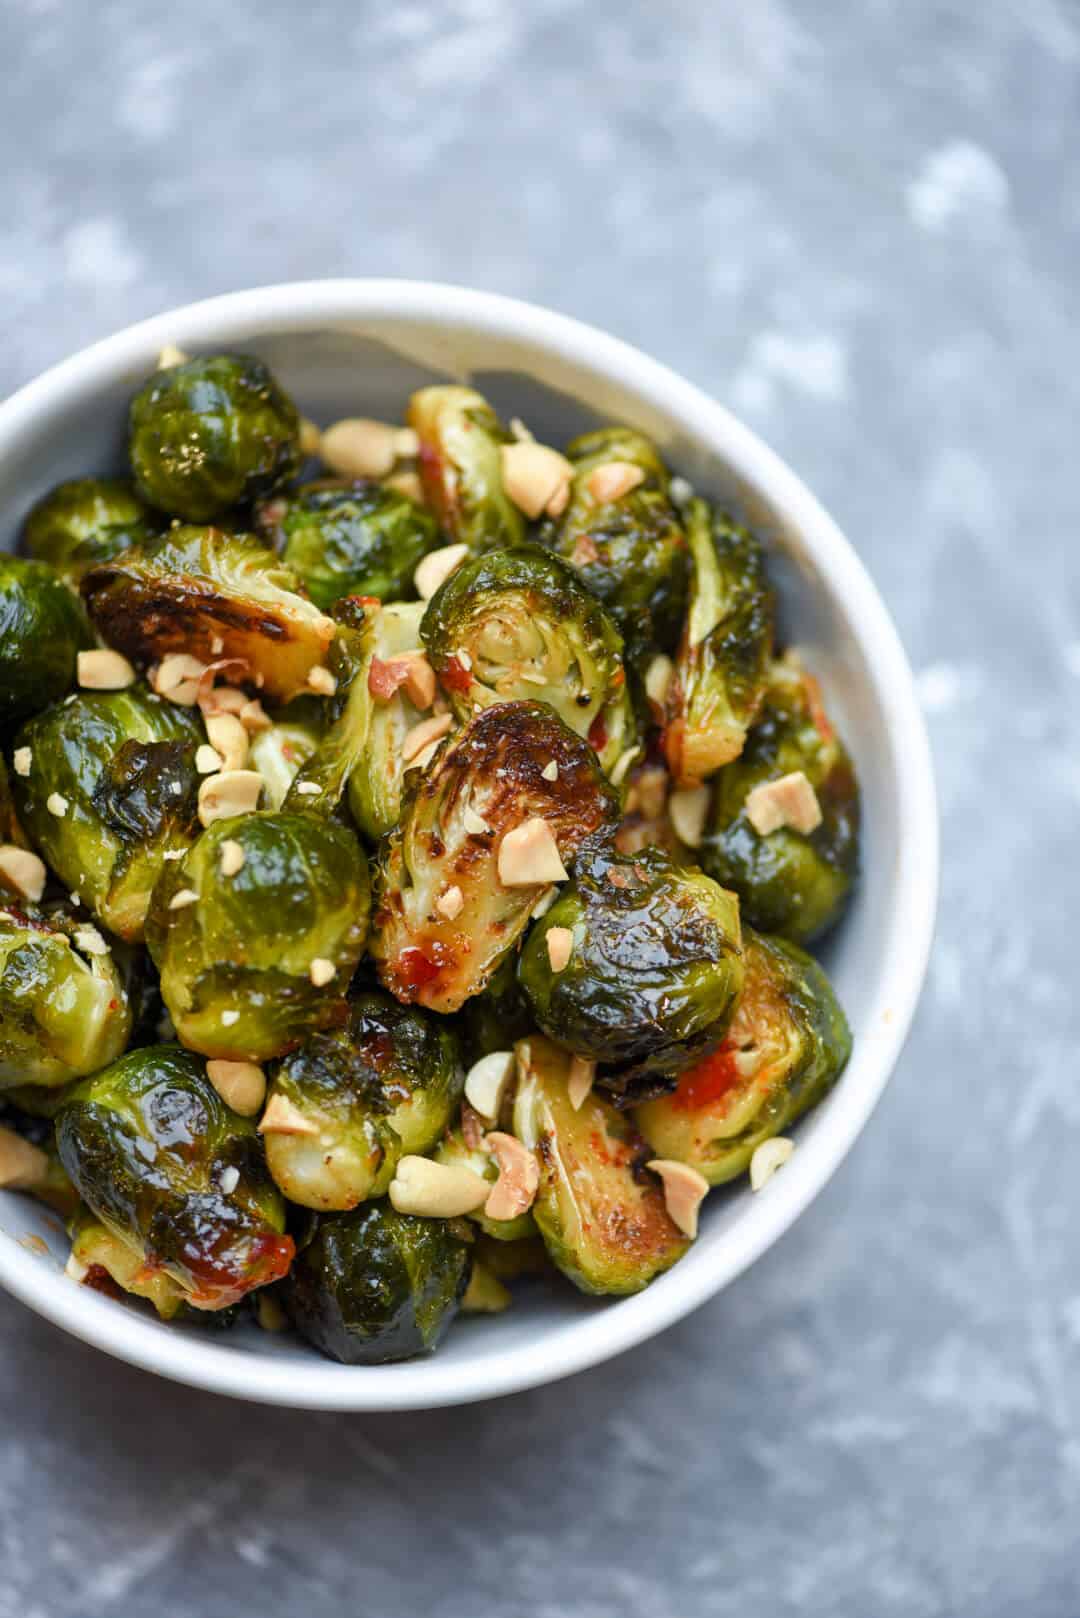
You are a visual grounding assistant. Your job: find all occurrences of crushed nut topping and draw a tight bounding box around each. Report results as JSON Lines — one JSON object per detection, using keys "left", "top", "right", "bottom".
{"left": 195, "top": 744, "right": 224, "bottom": 775}
{"left": 435, "top": 884, "right": 464, "bottom": 920}
{"left": 12, "top": 747, "right": 31, "bottom": 777}
{"left": 500, "top": 442, "right": 574, "bottom": 520}
{"left": 669, "top": 784, "right": 709, "bottom": 849}
{"left": 497, "top": 818, "right": 568, "bottom": 887}
{"left": 258, "top": 1091, "right": 317, "bottom": 1136}
{"left": 207, "top": 1059, "right": 266, "bottom": 1117}
{"left": 46, "top": 792, "right": 69, "bottom": 818}
{"left": 745, "top": 772, "right": 822, "bottom": 836}
{"left": 545, "top": 926, "right": 574, "bottom": 973}
{"left": 750, "top": 1137, "right": 795, "bottom": 1191}
{"left": 647, "top": 1158, "right": 709, "bottom": 1237}
{"left": 167, "top": 888, "right": 200, "bottom": 910}
{"left": 76, "top": 649, "right": 136, "bottom": 690}
{"left": 587, "top": 461, "right": 645, "bottom": 503}
{"left": 567, "top": 1055, "right": 595, "bottom": 1111}
{"left": 321, "top": 417, "right": 403, "bottom": 480}
{"left": 414, "top": 544, "right": 470, "bottom": 601}
{"left": 197, "top": 770, "right": 263, "bottom": 828}
{"left": 309, "top": 958, "right": 336, "bottom": 987}
{"left": 402, "top": 711, "right": 452, "bottom": 763}
{"left": 483, "top": 1131, "right": 540, "bottom": 1223}
{"left": 219, "top": 839, "right": 245, "bottom": 877}
{"left": 464, "top": 1050, "right": 515, "bottom": 1121}
{"left": 389, "top": 1156, "right": 489, "bottom": 1218}
{"left": 0, "top": 846, "right": 46, "bottom": 903}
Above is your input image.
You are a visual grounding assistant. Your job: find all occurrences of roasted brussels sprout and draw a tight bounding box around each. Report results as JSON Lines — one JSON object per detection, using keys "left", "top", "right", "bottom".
{"left": 147, "top": 812, "right": 370, "bottom": 1062}
{"left": 544, "top": 428, "right": 688, "bottom": 655}
{"left": 0, "top": 556, "right": 93, "bottom": 733}
{"left": 257, "top": 481, "right": 439, "bottom": 609}
{"left": 663, "top": 498, "right": 773, "bottom": 784}
{"left": 420, "top": 545, "right": 637, "bottom": 778}
{"left": 263, "top": 990, "right": 463, "bottom": 1211}
{"left": 129, "top": 353, "right": 300, "bottom": 521}
{"left": 247, "top": 700, "right": 323, "bottom": 809}
{"left": 460, "top": 953, "right": 534, "bottom": 1059}
{"left": 635, "top": 929, "right": 851, "bottom": 1183}
{"left": 284, "top": 598, "right": 431, "bottom": 839}
{"left": 371, "top": 702, "right": 619, "bottom": 1013}
{"left": 81, "top": 526, "right": 336, "bottom": 704}
{"left": 69, "top": 1207, "right": 187, "bottom": 1319}
{"left": 21, "top": 478, "right": 161, "bottom": 583}
{"left": 434, "top": 1125, "right": 538, "bottom": 1241}
{"left": 700, "top": 658, "right": 860, "bottom": 942}
{"left": 57, "top": 1044, "right": 293, "bottom": 1309}
{"left": 12, "top": 687, "right": 203, "bottom": 941}
{"left": 0, "top": 904, "right": 132, "bottom": 1089}
{"left": 513, "top": 1035, "right": 688, "bottom": 1293}
{"left": 518, "top": 842, "right": 743, "bottom": 1103}
{"left": 408, "top": 385, "right": 524, "bottom": 552}
{"left": 283, "top": 1201, "right": 469, "bottom": 1363}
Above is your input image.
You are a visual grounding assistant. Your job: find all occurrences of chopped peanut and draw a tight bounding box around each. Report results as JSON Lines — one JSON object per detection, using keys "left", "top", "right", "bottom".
{"left": 259, "top": 1093, "right": 318, "bottom": 1136}
{"left": 464, "top": 1050, "right": 515, "bottom": 1122}
{"left": 219, "top": 839, "right": 245, "bottom": 877}
{"left": 151, "top": 653, "right": 207, "bottom": 706}
{"left": 499, "top": 442, "right": 574, "bottom": 520}
{"left": 167, "top": 888, "right": 199, "bottom": 910}
{"left": 644, "top": 653, "right": 674, "bottom": 710}
{"left": 321, "top": 417, "right": 401, "bottom": 479}
{"left": 306, "top": 666, "right": 337, "bottom": 697}
{"left": 389, "top": 1156, "right": 489, "bottom": 1218}
{"left": 46, "top": 792, "right": 68, "bottom": 818}
{"left": 545, "top": 926, "right": 574, "bottom": 973}
{"left": 567, "top": 1055, "right": 595, "bottom": 1111}
{"left": 483, "top": 1132, "right": 539, "bottom": 1223}
{"left": 77, "top": 649, "right": 136, "bottom": 690}
{"left": 497, "top": 818, "right": 567, "bottom": 887}
{"left": 402, "top": 712, "right": 452, "bottom": 763}
{"left": 0, "top": 1126, "right": 49, "bottom": 1191}
{"left": 435, "top": 884, "right": 464, "bottom": 920}
{"left": 414, "top": 543, "right": 470, "bottom": 601}
{"left": 12, "top": 747, "right": 31, "bottom": 778}
{"left": 197, "top": 770, "right": 263, "bottom": 828}
{"left": 384, "top": 470, "right": 424, "bottom": 503}
{"left": 541, "top": 760, "right": 558, "bottom": 782}
{"left": 207, "top": 1059, "right": 266, "bottom": 1117}
{"left": 587, "top": 462, "right": 645, "bottom": 503}
{"left": 205, "top": 712, "right": 249, "bottom": 772}
{"left": 750, "top": 1136, "right": 795, "bottom": 1190}
{"left": 298, "top": 416, "right": 323, "bottom": 456}
{"left": 368, "top": 651, "right": 436, "bottom": 709}
{"left": 669, "top": 785, "right": 709, "bottom": 849}
{"left": 463, "top": 804, "right": 492, "bottom": 836}
{"left": 157, "top": 342, "right": 188, "bottom": 368}
{"left": 309, "top": 958, "right": 336, "bottom": 987}
{"left": 745, "top": 772, "right": 822, "bottom": 836}
{"left": 0, "top": 846, "right": 46, "bottom": 903}
{"left": 195, "top": 744, "right": 223, "bottom": 775}
{"left": 647, "top": 1158, "right": 709, "bottom": 1237}
{"left": 239, "top": 698, "right": 272, "bottom": 733}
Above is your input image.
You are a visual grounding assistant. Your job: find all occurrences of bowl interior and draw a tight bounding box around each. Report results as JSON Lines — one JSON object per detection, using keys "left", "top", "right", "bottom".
{"left": 0, "top": 287, "right": 935, "bottom": 1408}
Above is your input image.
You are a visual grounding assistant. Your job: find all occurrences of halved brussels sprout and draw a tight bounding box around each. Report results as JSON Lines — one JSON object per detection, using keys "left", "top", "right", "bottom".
{"left": 663, "top": 498, "right": 773, "bottom": 785}
{"left": 635, "top": 929, "right": 851, "bottom": 1183}
{"left": 0, "top": 556, "right": 93, "bottom": 733}
{"left": 21, "top": 478, "right": 161, "bottom": 583}
{"left": 0, "top": 904, "right": 132, "bottom": 1089}
{"left": 57, "top": 1044, "right": 293, "bottom": 1310}
{"left": 284, "top": 597, "right": 433, "bottom": 839}
{"left": 543, "top": 427, "right": 688, "bottom": 655}
{"left": 263, "top": 990, "right": 463, "bottom": 1211}
{"left": 81, "top": 527, "right": 336, "bottom": 704}
{"left": 434, "top": 1126, "right": 538, "bottom": 1242}
{"left": 12, "top": 687, "right": 203, "bottom": 941}
{"left": 518, "top": 842, "right": 743, "bottom": 1104}
{"left": 408, "top": 385, "right": 524, "bottom": 552}
{"left": 69, "top": 1207, "right": 187, "bottom": 1319}
{"left": 247, "top": 699, "right": 324, "bottom": 809}
{"left": 420, "top": 545, "right": 636, "bottom": 778}
{"left": 283, "top": 1201, "right": 470, "bottom": 1364}
{"left": 513, "top": 1035, "right": 689, "bottom": 1293}
{"left": 257, "top": 481, "right": 439, "bottom": 609}
{"left": 129, "top": 353, "right": 300, "bottom": 521}
{"left": 700, "top": 657, "right": 860, "bottom": 942}
{"left": 147, "top": 812, "right": 370, "bottom": 1062}
{"left": 371, "top": 702, "right": 619, "bottom": 1013}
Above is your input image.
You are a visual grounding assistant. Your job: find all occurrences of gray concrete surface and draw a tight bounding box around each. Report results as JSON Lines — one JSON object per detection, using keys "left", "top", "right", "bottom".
{"left": 1, "top": 1, "right": 1078, "bottom": 1613}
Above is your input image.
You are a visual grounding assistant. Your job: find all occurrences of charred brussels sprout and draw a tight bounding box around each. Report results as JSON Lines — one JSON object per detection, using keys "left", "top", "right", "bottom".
{"left": 371, "top": 702, "right": 619, "bottom": 1014}
{"left": 420, "top": 546, "right": 637, "bottom": 778}
{"left": 129, "top": 353, "right": 300, "bottom": 521}
{"left": 56, "top": 1044, "right": 293, "bottom": 1309}
{"left": 700, "top": 658, "right": 860, "bottom": 942}
{"left": 258, "top": 481, "right": 439, "bottom": 609}
{"left": 147, "top": 812, "right": 370, "bottom": 1062}
{"left": 544, "top": 428, "right": 688, "bottom": 655}
{"left": 513, "top": 1035, "right": 688, "bottom": 1293}
{"left": 81, "top": 526, "right": 336, "bottom": 704}
{"left": 663, "top": 498, "right": 773, "bottom": 785}
{"left": 21, "top": 478, "right": 161, "bottom": 583}
{"left": 263, "top": 990, "right": 463, "bottom": 1211}
{"left": 0, "top": 557, "right": 93, "bottom": 733}
{"left": 636, "top": 929, "right": 851, "bottom": 1183}
{"left": 12, "top": 688, "right": 203, "bottom": 941}
{"left": 283, "top": 1201, "right": 469, "bottom": 1363}
{"left": 518, "top": 843, "right": 743, "bottom": 1103}
{"left": 0, "top": 905, "right": 131, "bottom": 1089}
{"left": 408, "top": 385, "right": 524, "bottom": 552}
{"left": 434, "top": 1127, "right": 538, "bottom": 1241}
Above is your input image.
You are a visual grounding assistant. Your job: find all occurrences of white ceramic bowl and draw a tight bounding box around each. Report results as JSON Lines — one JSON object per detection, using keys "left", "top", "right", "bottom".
{"left": 0, "top": 281, "right": 937, "bottom": 1410}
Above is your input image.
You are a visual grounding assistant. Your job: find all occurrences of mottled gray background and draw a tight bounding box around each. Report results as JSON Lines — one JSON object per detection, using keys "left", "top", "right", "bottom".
{"left": 2, "top": 1, "right": 1077, "bottom": 1614}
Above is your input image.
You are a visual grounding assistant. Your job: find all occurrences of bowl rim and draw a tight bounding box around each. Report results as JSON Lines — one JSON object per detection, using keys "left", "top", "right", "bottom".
{"left": 0, "top": 279, "right": 938, "bottom": 1410}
